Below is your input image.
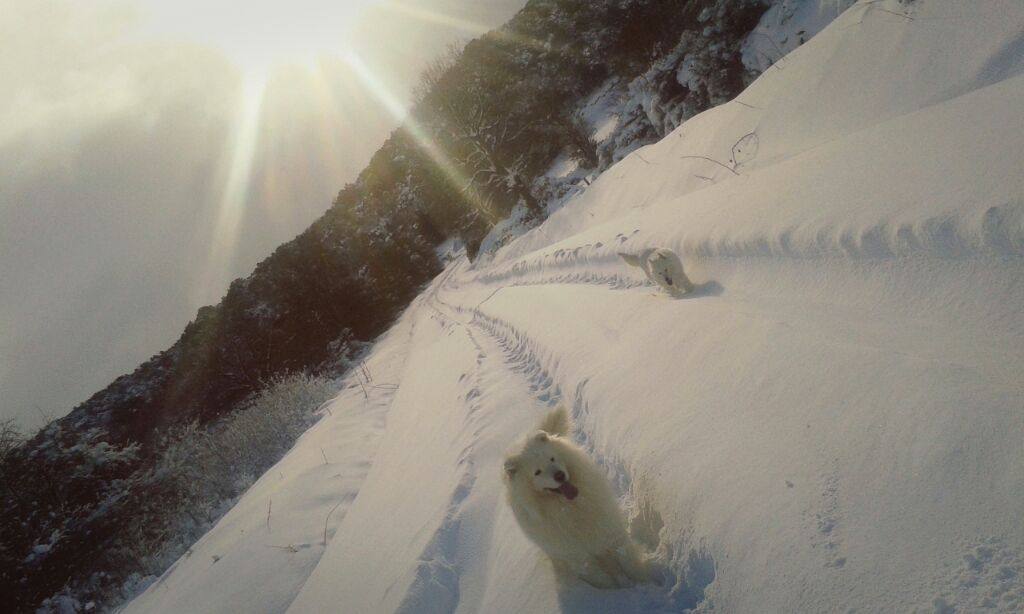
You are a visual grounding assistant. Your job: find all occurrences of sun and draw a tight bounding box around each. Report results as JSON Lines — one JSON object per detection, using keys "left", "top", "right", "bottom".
{"left": 130, "top": 0, "right": 377, "bottom": 299}
{"left": 130, "top": 0, "right": 509, "bottom": 300}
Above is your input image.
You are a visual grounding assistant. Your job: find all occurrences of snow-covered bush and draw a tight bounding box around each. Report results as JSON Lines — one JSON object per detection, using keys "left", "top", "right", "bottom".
{"left": 7, "top": 372, "right": 336, "bottom": 613}
{"left": 200, "top": 372, "right": 337, "bottom": 481}
{"left": 104, "top": 373, "right": 337, "bottom": 602}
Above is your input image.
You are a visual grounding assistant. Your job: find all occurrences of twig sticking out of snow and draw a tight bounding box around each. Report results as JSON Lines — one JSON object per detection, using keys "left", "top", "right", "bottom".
{"left": 353, "top": 361, "right": 373, "bottom": 400}
{"left": 876, "top": 7, "right": 913, "bottom": 20}
{"left": 680, "top": 155, "right": 740, "bottom": 175}
{"left": 843, "top": 1, "right": 915, "bottom": 29}
{"left": 747, "top": 32, "right": 790, "bottom": 68}
{"left": 323, "top": 499, "right": 346, "bottom": 546}
{"left": 731, "top": 132, "right": 759, "bottom": 168}
{"left": 683, "top": 131, "right": 759, "bottom": 181}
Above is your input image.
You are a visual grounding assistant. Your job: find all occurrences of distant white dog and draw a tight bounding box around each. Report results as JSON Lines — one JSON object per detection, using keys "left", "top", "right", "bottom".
{"left": 619, "top": 247, "right": 694, "bottom": 296}
{"left": 503, "top": 407, "right": 649, "bottom": 588}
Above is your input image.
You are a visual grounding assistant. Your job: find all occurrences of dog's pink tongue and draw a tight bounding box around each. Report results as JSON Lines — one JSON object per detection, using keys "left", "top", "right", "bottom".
{"left": 559, "top": 482, "right": 579, "bottom": 500}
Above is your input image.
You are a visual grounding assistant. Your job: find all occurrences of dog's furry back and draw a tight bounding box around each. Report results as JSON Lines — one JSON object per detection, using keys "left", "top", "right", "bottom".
{"left": 619, "top": 247, "right": 694, "bottom": 295}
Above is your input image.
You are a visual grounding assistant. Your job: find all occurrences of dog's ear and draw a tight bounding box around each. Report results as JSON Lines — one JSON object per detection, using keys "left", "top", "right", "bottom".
{"left": 618, "top": 252, "right": 642, "bottom": 267}
{"left": 503, "top": 457, "right": 519, "bottom": 478}
{"left": 538, "top": 406, "right": 570, "bottom": 437}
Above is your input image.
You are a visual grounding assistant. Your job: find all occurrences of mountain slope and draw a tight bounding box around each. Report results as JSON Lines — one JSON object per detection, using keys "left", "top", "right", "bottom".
{"left": 128, "top": 0, "right": 1024, "bottom": 612}
{"left": 7, "top": 2, "right": 796, "bottom": 609}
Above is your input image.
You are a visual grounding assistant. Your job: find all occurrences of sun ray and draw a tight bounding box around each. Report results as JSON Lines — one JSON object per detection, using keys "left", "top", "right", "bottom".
{"left": 303, "top": 59, "right": 351, "bottom": 185}
{"left": 378, "top": 1, "right": 493, "bottom": 37}
{"left": 379, "top": 1, "right": 547, "bottom": 51}
{"left": 255, "top": 59, "right": 349, "bottom": 234}
{"left": 196, "top": 70, "right": 266, "bottom": 304}
{"left": 343, "top": 51, "right": 498, "bottom": 223}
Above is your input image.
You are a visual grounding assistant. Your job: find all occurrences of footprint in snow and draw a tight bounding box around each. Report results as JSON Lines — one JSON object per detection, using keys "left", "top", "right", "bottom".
{"left": 928, "top": 538, "right": 1024, "bottom": 612}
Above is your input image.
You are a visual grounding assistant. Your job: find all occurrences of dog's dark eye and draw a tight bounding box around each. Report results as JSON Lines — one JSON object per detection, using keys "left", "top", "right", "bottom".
{"left": 550, "top": 457, "right": 555, "bottom": 462}
{"left": 534, "top": 469, "right": 541, "bottom": 476}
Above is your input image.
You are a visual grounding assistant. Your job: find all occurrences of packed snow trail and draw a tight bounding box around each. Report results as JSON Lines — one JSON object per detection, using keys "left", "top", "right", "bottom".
{"left": 126, "top": 1, "right": 1024, "bottom": 612}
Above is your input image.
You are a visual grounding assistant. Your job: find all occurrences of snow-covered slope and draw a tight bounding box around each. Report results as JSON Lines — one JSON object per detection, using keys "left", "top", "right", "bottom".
{"left": 125, "top": 1, "right": 1024, "bottom": 612}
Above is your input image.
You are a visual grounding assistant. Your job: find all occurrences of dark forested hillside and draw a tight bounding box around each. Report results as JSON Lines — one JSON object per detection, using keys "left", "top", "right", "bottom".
{"left": 1, "top": 0, "right": 777, "bottom": 610}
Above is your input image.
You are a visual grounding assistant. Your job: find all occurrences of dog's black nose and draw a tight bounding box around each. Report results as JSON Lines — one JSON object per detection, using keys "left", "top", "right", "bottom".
{"left": 554, "top": 471, "right": 566, "bottom": 483}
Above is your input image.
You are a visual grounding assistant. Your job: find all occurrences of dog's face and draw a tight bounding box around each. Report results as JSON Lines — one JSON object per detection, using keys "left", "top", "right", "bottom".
{"left": 504, "top": 432, "right": 579, "bottom": 500}
{"left": 648, "top": 252, "right": 675, "bottom": 286}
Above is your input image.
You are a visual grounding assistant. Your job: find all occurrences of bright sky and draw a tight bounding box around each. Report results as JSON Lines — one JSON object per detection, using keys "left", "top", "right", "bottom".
{"left": 135, "top": 0, "right": 375, "bottom": 76}
{"left": 0, "top": 0, "right": 526, "bottom": 430}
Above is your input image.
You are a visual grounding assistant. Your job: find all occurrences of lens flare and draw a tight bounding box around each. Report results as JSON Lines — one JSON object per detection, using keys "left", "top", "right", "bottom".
{"left": 379, "top": 1, "right": 493, "bottom": 36}
{"left": 196, "top": 70, "right": 266, "bottom": 304}
{"left": 380, "top": 1, "right": 546, "bottom": 50}
{"left": 190, "top": 2, "right": 536, "bottom": 303}
{"left": 344, "top": 51, "right": 498, "bottom": 223}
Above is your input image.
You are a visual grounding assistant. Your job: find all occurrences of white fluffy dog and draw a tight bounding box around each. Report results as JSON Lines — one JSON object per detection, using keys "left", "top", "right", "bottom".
{"left": 503, "top": 407, "right": 649, "bottom": 588}
{"left": 619, "top": 247, "right": 694, "bottom": 296}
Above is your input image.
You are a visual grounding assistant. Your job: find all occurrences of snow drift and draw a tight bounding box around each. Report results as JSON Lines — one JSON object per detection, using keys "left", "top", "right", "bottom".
{"left": 126, "top": 1, "right": 1024, "bottom": 612}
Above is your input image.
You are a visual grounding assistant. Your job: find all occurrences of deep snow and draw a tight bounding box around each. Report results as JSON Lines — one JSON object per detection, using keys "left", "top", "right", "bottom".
{"left": 125, "top": 1, "right": 1024, "bottom": 612}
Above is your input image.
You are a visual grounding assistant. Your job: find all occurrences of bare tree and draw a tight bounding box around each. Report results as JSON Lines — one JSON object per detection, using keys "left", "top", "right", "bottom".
{"left": 0, "top": 419, "right": 21, "bottom": 465}
{"left": 449, "top": 106, "right": 542, "bottom": 217}
{"left": 561, "top": 111, "right": 599, "bottom": 169}
{"left": 411, "top": 42, "right": 464, "bottom": 106}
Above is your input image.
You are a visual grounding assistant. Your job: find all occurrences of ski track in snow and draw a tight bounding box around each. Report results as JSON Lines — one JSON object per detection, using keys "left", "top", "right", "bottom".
{"left": 425, "top": 274, "right": 720, "bottom": 612}
{"left": 398, "top": 285, "right": 715, "bottom": 613}
{"left": 464, "top": 202, "right": 1024, "bottom": 297}
{"left": 430, "top": 218, "right": 1024, "bottom": 612}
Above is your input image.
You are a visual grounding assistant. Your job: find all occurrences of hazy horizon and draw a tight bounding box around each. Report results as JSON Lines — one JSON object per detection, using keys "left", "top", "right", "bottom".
{"left": 0, "top": 0, "right": 527, "bottom": 430}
